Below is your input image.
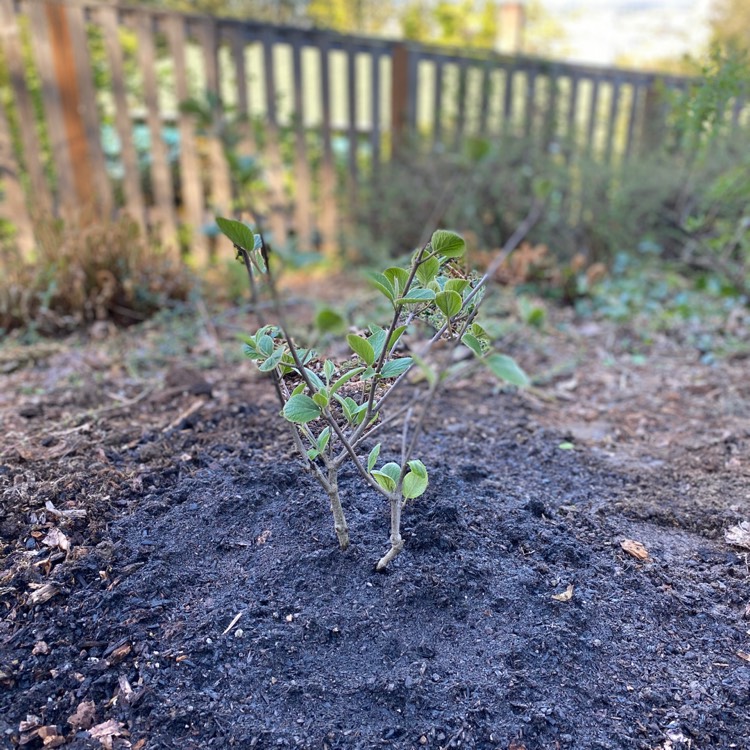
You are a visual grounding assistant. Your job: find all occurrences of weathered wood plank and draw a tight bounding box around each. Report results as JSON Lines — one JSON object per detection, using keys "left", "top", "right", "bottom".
{"left": 164, "top": 13, "right": 208, "bottom": 262}
{"left": 65, "top": 2, "right": 113, "bottom": 217}
{"left": 502, "top": 64, "right": 516, "bottom": 136}
{"left": 433, "top": 58, "right": 444, "bottom": 147}
{"left": 370, "top": 51, "right": 381, "bottom": 170}
{"left": 28, "top": 1, "right": 86, "bottom": 216}
{"left": 291, "top": 34, "right": 312, "bottom": 247}
{"left": 523, "top": 67, "right": 537, "bottom": 139}
{"left": 604, "top": 78, "right": 622, "bottom": 163}
{"left": 478, "top": 62, "right": 491, "bottom": 136}
{"left": 585, "top": 77, "right": 600, "bottom": 156}
{"left": 134, "top": 11, "right": 178, "bottom": 250}
{"left": 0, "top": 0, "right": 52, "bottom": 214}
{"left": 98, "top": 5, "right": 146, "bottom": 229}
{"left": 346, "top": 43, "right": 358, "bottom": 187}
{"left": 391, "top": 42, "right": 409, "bottom": 150}
{"left": 228, "top": 25, "right": 254, "bottom": 152}
{"left": 624, "top": 82, "right": 640, "bottom": 159}
{"left": 565, "top": 73, "right": 580, "bottom": 156}
{"left": 197, "top": 17, "right": 233, "bottom": 223}
{"left": 0, "top": 95, "right": 34, "bottom": 254}
{"left": 319, "top": 39, "right": 337, "bottom": 254}
{"left": 261, "top": 29, "right": 287, "bottom": 247}
{"left": 454, "top": 59, "right": 468, "bottom": 149}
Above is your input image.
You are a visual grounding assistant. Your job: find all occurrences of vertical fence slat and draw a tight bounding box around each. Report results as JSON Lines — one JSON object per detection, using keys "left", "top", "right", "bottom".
{"left": 391, "top": 42, "right": 409, "bottom": 151}
{"left": 65, "top": 2, "right": 113, "bottom": 217}
{"left": 523, "top": 67, "right": 537, "bottom": 140}
{"left": 291, "top": 35, "right": 312, "bottom": 247}
{"left": 406, "top": 47, "right": 418, "bottom": 134}
{"left": 502, "top": 64, "right": 515, "bottom": 136}
{"left": 346, "top": 43, "right": 358, "bottom": 188}
{"left": 585, "top": 77, "right": 600, "bottom": 156}
{"left": 228, "top": 25, "right": 254, "bottom": 152}
{"left": 98, "top": 5, "right": 146, "bottom": 229}
{"left": 319, "top": 39, "right": 336, "bottom": 254}
{"left": 604, "top": 79, "right": 621, "bottom": 163}
{"left": 565, "top": 73, "right": 579, "bottom": 156}
{"left": 134, "top": 11, "right": 177, "bottom": 250}
{"left": 165, "top": 13, "right": 208, "bottom": 262}
{"left": 478, "top": 63, "right": 490, "bottom": 136}
{"left": 543, "top": 71, "right": 558, "bottom": 147}
{"left": 624, "top": 82, "right": 640, "bottom": 160}
{"left": 262, "top": 29, "right": 287, "bottom": 247}
{"left": 433, "top": 58, "right": 443, "bottom": 147}
{"left": 454, "top": 59, "right": 468, "bottom": 149}
{"left": 28, "top": 1, "right": 85, "bottom": 216}
{"left": 198, "top": 18, "right": 233, "bottom": 221}
{"left": 0, "top": 96, "right": 34, "bottom": 253}
{"left": 0, "top": 0, "right": 52, "bottom": 214}
{"left": 370, "top": 51, "right": 381, "bottom": 171}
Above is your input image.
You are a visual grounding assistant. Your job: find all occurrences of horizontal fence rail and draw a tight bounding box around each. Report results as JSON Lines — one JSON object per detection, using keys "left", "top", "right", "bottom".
{"left": 0, "top": 0, "right": 748, "bottom": 262}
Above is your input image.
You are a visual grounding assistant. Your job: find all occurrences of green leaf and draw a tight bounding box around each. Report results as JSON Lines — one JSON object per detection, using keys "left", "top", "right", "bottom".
{"left": 315, "top": 307, "right": 346, "bottom": 334}
{"left": 398, "top": 288, "right": 436, "bottom": 305}
{"left": 307, "top": 448, "right": 319, "bottom": 460}
{"left": 282, "top": 394, "right": 321, "bottom": 423}
{"left": 347, "top": 334, "right": 376, "bottom": 366}
{"left": 367, "top": 271, "right": 395, "bottom": 303}
{"left": 435, "top": 290, "right": 463, "bottom": 319}
{"left": 484, "top": 353, "right": 530, "bottom": 387}
{"left": 291, "top": 382, "right": 306, "bottom": 396}
{"left": 258, "top": 347, "right": 284, "bottom": 372}
{"left": 407, "top": 459, "right": 427, "bottom": 478}
{"left": 371, "top": 461, "right": 401, "bottom": 493}
{"left": 367, "top": 443, "right": 381, "bottom": 473}
{"left": 312, "top": 392, "right": 329, "bottom": 409}
{"left": 216, "top": 217, "right": 259, "bottom": 252}
{"left": 368, "top": 325, "right": 387, "bottom": 360}
{"left": 444, "top": 278, "right": 470, "bottom": 295}
{"left": 415, "top": 254, "right": 440, "bottom": 286}
{"left": 323, "top": 360, "right": 335, "bottom": 382}
{"left": 431, "top": 229, "right": 466, "bottom": 259}
{"left": 402, "top": 461, "right": 429, "bottom": 499}
{"left": 330, "top": 366, "right": 365, "bottom": 394}
{"left": 387, "top": 325, "right": 408, "bottom": 354}
{"left": 317, "top": 427, "right": 331, "bottom": 453}
{"left": 558, "top": 441, "right": 575, "bottom": 451}
{"left": 384, "top": 267, "right": 410, "bottom": 298}
{"left": 380, "top": 357, "right": 413, "bottom": 378}
{"left": 256, "top": 334, "right": 274, "bottom": 357}
{"left": 304, "top": 368, "right": 325, "bottom": 391}
{"left": 471, "top": 322, "right": 489, "bottom": 340}
{"left": 462, "top": 333, "right": 484, "bottom": 357}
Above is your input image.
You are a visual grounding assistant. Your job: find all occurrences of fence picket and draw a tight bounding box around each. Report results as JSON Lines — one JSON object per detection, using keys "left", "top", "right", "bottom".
{"left": 291, "top": 34, "right": 312, "bottom": 247}
{"left": 0, "top": 96, "right": 34, "bottom": 253}
{"left": 164, "top": 13, "right": 208, "bottom": 263}
{"left": 318, "top": 39, "right": 337, "bottom": 254}
{"left": 65, "top": 2, "right": 113, "bottom": 217}
{"left": 134, "top": 10, "right": 178, "bottom": 251}
{"left": 98, "top": 5, "right": 146, "bottom": 229}
{"left": 0, "top": 0, "right": 52, "bottom": 214}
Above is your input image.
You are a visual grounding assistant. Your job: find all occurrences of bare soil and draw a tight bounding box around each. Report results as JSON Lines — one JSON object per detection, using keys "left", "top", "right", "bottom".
{"left": 1, "top": 301, "right": 749, "bottom": 750}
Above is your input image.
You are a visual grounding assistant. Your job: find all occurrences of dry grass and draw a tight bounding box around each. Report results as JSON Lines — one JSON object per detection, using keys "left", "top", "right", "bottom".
{"left": 0, "top": 216, "right": 193, "bottom": 336}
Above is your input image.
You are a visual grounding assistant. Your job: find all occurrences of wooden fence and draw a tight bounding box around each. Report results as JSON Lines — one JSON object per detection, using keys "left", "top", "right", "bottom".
{"left": 0, "top": 0, "right": 747, "bottom": 263}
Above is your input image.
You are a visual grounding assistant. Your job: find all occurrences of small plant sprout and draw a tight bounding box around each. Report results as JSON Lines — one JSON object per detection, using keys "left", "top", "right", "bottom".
{"left": 217, "top": 210, "right": 538, "bottom": 570}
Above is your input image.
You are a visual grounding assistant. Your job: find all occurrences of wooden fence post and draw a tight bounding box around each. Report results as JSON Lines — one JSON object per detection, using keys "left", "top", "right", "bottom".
{"left": 640, "top": 80, "right": 667, "bottom": 154}
{"left": 44, "top": 1, "right": 97, "bottom": 215}
{"left": 391, "top": 42, "right": 410, "bottom": 153}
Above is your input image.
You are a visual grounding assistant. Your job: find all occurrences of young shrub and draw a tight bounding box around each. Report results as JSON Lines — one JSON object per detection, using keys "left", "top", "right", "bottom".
{"left": 218, "top": 214, "right": 536, "bottom": 569}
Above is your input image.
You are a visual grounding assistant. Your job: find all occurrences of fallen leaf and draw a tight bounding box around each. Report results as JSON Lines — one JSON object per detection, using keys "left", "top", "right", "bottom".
{"left": 737, "top": 650, "right": 750, "bottom": 663}
{"left": 552, "top": 584, "right": 574, "bottom": 602}
{"left": 42, "top": 527, "right": 70, "bottom": 552}
{"left": 508, "top": 740, "right": 527, "bottom": 750}
{"left": 68, "top": 700, "right": 96, "bottom": 730}
{"left": 621, "top": 539, "right": 649, "bottom": 561}
{"left": 19, "top": 715, "right": 41, "bottom": 732}
{"left": 89, "top": 719, "right": 128, "bottom": 750}
{"left": 38, "top": 726, "right": 65, "bottom": 747}
{"left": 256, "top": 529, "right": 271, "bottom": 545}
{"left": 725, "top": 522, "right": 750, "bottom": 550}
{"left": 32, "top": 641, "right": 49, "bottom": 655}
{"left": 118, "top": 675, "right": 134, "bottom": 704}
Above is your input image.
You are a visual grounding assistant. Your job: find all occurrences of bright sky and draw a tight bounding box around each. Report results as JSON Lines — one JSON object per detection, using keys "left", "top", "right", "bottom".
{"left": 539, "top": 0, "right": 714, "bottom": 66}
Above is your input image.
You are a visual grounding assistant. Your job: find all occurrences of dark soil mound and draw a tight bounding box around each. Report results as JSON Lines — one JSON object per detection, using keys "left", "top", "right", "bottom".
{"left": 2, "top": 379, "right": 749, "bottom": 750}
